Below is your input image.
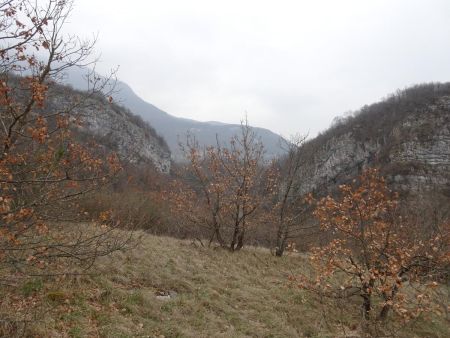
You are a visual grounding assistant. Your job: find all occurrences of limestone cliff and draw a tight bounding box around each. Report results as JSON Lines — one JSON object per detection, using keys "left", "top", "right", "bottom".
{"left": 45, "top": 84, "right": 171, "bottom": 173}
{"left": 295, "top": 83, "right": 450, "bottom": 197}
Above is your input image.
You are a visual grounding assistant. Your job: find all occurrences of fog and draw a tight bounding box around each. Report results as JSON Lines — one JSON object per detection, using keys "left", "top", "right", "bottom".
{"left": 66, "top": 0, "right": 450, "bottom": 137}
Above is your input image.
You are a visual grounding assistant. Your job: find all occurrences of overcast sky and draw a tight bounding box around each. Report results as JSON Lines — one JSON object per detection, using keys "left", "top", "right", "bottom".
{"left": 66, "top": 0, "right": 450, "bottom": 137}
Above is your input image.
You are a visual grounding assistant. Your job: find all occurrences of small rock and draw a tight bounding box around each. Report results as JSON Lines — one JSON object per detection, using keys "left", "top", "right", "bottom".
{"left": 155, "top": 289, "right": 177, "bottom": 300}
{"left": 156, "top": 295, "right": 171, "bottom": 301}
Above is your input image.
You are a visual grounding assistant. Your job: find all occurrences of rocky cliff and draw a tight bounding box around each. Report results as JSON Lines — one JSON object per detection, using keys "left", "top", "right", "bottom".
{"left": 63, "top": 68, "right": 284, "bottom": 161}
{"left": 45, "top": 84, "right": 171, "bottom": 173}
{"left": 110, "top": 81, "right": 284, "bottom": 161}
{"left": 295, "top": 83, "right": 450, "bottom": 198}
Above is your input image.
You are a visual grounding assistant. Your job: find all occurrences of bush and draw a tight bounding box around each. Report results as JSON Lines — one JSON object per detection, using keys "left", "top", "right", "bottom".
{"left": 296, "top": 169, "right": 449, "bottom": 326}
{"left": 80, "top": 190, "right": 165, "bottom": 231}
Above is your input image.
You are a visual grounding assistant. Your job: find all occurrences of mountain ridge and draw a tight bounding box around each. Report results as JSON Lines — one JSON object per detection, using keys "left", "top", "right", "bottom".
{"left": 293, "top": 82, "right": 450, "bottom": 200}
{"left": 64, "top": 68, "right": 285, "bottom": 161}
{"left": 45, "top": 81, "right": 172, "bottom": 173}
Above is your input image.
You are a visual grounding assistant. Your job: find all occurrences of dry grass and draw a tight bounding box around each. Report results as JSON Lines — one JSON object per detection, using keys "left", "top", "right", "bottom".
{"left": 1, "top": 231, "right": 449, "bottom": 337}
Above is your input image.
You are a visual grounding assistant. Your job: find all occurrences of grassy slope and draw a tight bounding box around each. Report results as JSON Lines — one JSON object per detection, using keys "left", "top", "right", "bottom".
{"left": 5, "top": 232, "right": 449, "bottom": 338}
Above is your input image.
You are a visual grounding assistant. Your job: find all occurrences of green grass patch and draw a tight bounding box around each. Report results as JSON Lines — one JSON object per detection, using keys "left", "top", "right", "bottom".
{"left": 21, "top": 278, "right": 43, "bottom": 296}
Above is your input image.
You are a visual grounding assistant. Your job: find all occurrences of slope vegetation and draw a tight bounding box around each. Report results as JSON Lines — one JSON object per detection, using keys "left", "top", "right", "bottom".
{"left": 46, "top": 83, "right": 171, "bottom": 173}
{"left": 64, "top": 68, "right": 284, "bottom": 161}
{"left": 295, "top": 83, "right": 450, "bottom": 197}
{"left": 3, "top": 230, "right": 448, "bottom": 337}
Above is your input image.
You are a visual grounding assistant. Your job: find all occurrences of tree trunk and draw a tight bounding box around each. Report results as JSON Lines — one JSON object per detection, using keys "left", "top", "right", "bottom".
{"left": 378, "top": 304, "right": 390, "bottom": 321}
{"left": 275, "top": 238, "right": 286, "bottom": 257}
{"left": 378, "top": 283, "right": 399, "bottom": 321}
{"left": 236, "top": 227, "right": 245, "bottom": 250}
{"left": 214, "top": 226, "right": 226, "bottom": 248}
{"left": 362, "top": 294, "right": 371, "bottom": 320}
{"left": 230, "top": 224, "right": 239, "bottom": 251}
{"left": 275, "top": 227, "right": 287, "bottom": 257}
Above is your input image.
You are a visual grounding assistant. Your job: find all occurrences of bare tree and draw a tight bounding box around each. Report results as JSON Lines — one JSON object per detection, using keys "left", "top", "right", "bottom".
{"left": 0, "top": 0, "right": 128, "bottom": 285}
{"left": 271, "top": 135, "right": 308, "bottom": 256}
{"left": 171, "top": 119, "right": 275, "bottom": 251}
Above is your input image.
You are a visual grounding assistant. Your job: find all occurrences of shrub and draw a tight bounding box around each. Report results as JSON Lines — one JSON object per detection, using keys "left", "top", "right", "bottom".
{"left": 295, "top": 169, "right": 449, "bottom": 327}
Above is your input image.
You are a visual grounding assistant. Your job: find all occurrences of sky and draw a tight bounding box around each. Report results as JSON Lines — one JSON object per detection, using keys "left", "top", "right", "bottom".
{"left": 66, "top": 0, "right": 450, "bottom": 138}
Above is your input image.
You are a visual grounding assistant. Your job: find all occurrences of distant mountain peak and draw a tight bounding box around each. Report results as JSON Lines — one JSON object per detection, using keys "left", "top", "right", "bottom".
{"left": 63, "top": 68, "right": 286, "bottom": 162}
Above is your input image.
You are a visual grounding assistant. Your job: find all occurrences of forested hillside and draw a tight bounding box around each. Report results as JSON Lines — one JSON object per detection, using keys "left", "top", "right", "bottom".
{"left": 292, "top": 83, "right": 450, "bottom": 199}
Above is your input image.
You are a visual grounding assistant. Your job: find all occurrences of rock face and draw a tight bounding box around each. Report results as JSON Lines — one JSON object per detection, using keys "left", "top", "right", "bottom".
{"left": 45, "top": 85, "right": 171, "bottom": 173}
{"left": 63, "top": 68, "right": 285, "bottom": 161}
{"left": 108, "top": 82, "right": 285, "bottom": 161}
{"left": 295, "top": 84, "right": 450, "bottom": 197}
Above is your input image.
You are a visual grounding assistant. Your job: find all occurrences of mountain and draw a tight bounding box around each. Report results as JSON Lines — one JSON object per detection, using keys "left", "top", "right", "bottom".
{"left": 64, "top": 69, "right": 284, "bottom": 161}
{"left": 293, "top": 83, "right": 450, "bottom": 199}
{"left": 45, "top": 83, "right": 171, "bottom": 173}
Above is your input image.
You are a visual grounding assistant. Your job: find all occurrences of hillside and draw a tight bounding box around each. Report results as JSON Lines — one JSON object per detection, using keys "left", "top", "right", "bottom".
{"left": 44, "top": 83, "right": 172, "bottom": 173}
{"left": 3, "top": 230, "right": 448, "bottom": 338}
{"left": 294, "top": 83, "right": 450, "bottom": 198}
{"left": 2, "top": 3, "right": 449, "bottom": 338}
{"left": 64, "top": 68, "right": 285, "bottom": 161}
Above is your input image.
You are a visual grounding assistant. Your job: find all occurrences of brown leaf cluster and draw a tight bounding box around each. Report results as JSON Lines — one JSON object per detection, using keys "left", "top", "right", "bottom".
{"left": 296, "top": 168, "right": 449, "bottom": 322}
